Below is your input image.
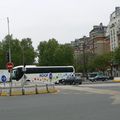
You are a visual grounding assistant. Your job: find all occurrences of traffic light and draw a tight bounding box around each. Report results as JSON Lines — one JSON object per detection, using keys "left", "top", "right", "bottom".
{"left": 6, "top": 52, "right": 9, "bottom": 62}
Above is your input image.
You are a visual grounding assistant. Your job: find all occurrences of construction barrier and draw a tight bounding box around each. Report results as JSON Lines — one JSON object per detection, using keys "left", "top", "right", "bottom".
{"left": 113, "top": 77, "right": 120, "bottom": 82}
{"left": 0, "top": 83, "right": 56, "bottom": 96}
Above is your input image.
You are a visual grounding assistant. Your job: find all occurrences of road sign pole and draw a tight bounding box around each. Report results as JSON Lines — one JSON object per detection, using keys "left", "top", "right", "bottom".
{"left": 6, "top": 62, "right": 14, "bottom": 96}
{"left": 49, "top": 72, "right": 52, "bottom": 83}
{"left": 7, "top": 17, "right": 13, "bottom": 95}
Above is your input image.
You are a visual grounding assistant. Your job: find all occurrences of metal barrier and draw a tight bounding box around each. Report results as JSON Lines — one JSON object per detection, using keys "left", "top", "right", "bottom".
{"left": 0, "top": 83, "right": 56, "bottom": 96}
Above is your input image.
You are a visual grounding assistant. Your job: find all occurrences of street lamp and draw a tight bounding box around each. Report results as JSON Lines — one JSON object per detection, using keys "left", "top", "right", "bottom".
{"left": 7, "top": 17, "right": 13, "bottom": 95}
{"left": 83, "top": 36, "right": 87, "bottom": 79}
{"left": 7, "top": 17, "right": 12, "bottom": 63}
{"left": 21, "top": 45, "right": 25, "bottom": 66}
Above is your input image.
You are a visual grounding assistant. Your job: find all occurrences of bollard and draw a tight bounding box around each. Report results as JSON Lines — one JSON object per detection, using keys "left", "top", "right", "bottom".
{"left": 46, "top": 84, "right": 49, "bottom": 93}
{"left": 0, "top": 88, "right": 2, "bottom": 96}
{"left": 22, "top": 87, "right": 25, "bottom": 95}
{"left": 53, "top": 84, "right": 55, "bottom": 89}
{"left": 9, "top": 86, "right": 12, "bottom": 96}
{"left": 35, "top": 85, "right": 38, "bottom": 94}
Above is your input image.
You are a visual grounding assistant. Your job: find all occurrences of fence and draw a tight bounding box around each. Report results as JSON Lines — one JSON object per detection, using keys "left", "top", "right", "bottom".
{"left": 0, "top": 83, "right": 56, "bottom": 96}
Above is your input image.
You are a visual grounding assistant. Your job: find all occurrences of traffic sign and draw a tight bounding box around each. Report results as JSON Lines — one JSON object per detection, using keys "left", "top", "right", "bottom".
{"left": 1, "top": 75, "right": 7, "bottom": 83}
{"left": 49, "top": 72, "right": 53, "bottom": 79}
{"left": 6, "top": 62, "right": 14, "bottom": 70}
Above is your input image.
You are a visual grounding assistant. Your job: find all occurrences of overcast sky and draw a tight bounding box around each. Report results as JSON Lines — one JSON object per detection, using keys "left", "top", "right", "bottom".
{"left": 0, "top": 0, "right": 120, "bottom": 48}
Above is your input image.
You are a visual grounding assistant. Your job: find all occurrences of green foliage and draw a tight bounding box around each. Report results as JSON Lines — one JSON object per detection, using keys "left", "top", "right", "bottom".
{"left": 87, "top": 53, "right": 112, "bottom": 72}
{"left": 0, "top": 41, "right": 5, "bottom": 68}
{"left": 37, "top": 38, "right": 59, "bottom": 65}
{"left": 37, "top": 39, "right": 74, "bottom": 66}
{"left": 54, "top": 44, "right": 74, "bottom": 65}
{"left": 21, "top": 38, "right": 36, "bottom": 65}
{"left": 114, "top": 47, "right": 120, "bottom": 65}
{"left": 0, "top": 35, "right": 36, "bottom": 69}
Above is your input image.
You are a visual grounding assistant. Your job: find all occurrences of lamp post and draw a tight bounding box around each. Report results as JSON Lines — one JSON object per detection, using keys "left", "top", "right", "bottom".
{"left": 110, "top": 62, "right": 113, "bottom": 77}
{"left": 83, "top": 42, "right": 87, "bottom": 76}
{"left": 7, "top": 17, "right": 12, "bottom": 95}
{"left": 7, "top": 17, "right": 11, "bottom": 63}
{"left": 83, "top": 36, "right": 87, "bottom": 79}
{"left": 21, "top": 45, "right": 25, "bottom": 66}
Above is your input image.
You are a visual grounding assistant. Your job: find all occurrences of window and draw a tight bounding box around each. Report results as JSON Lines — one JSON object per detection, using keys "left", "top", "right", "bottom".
{"left": 25, "top": 67, "right": 74, "bottom": 74}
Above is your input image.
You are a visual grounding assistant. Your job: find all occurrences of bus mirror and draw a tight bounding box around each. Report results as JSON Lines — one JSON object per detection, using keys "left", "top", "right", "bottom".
{"left": 24, "top": 63, "right": 26, "bottom": 68}
{"left": 22, "top": 67, "right": 26, "bottom": 72}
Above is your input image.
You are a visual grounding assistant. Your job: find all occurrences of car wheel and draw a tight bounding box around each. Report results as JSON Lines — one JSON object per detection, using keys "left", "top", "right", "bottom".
{"left": 92, "top": 80, "right": 95, "bottom": 82}
{"left": 72, "top": 81, "right": 75, "bottom": 85}
{"left": 79, "top": 82, "right": 82, "bottom": 85}
{"left": 63, "top": 81, "right": 66, "bottom": 85}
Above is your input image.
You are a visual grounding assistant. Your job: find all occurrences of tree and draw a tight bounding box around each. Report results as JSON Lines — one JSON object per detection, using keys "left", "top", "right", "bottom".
{"left": 114, "top": 47, "right": 120, "bottom": 65}
{"left": 10, "top": 38, "right": 23, "bottom": 66}
{"left": 54, "top": 44, "right": 74, "bottom": 66}
{"left": 21, "top": 38, "right": 36, "bottom": 65}
{"left": 87, "top": 53, "right": 112, "bottom": 73}
{"left": 45, "top": 38, "right": 59, "bottom": 65}
{"left": 0, "top": 41, "right": 5, "bottom": 68}
{"left": 0, "top": 35, "right": 36, "bottom": 69}
{"left": 37, "top": 39, "right": 74, "bottom": 66}
{"left": 37, "top": 38, "right": 58, "bottom": 65}
{"left": 0, "top": 35, "right": 13, "bottom": 68}
{"left": 37, "top": 41, "right": 47, "bottom": 65}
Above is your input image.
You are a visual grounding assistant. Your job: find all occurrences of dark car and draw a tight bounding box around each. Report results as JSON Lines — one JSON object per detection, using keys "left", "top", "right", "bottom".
{"left": 59, "top": 75, "right": 82, "bottom": 85}
{"left": 89, "top": 74, "right": 109, "bottom": 82}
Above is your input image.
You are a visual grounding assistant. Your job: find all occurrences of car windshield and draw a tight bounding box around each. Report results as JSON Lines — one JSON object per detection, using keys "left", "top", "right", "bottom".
{"left": 89, "top": 73, "right": 97, "bottom": 77}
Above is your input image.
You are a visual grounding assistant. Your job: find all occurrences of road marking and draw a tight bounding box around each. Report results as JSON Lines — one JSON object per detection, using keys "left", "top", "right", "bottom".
{"left": 79, "top": 83, "right": 120, "bottom": 87}
{"left": 57, "top": 85, "right": 120, "bottom": 105}
{"left": 111, "top": 95, "right": 120, "bottom": 105}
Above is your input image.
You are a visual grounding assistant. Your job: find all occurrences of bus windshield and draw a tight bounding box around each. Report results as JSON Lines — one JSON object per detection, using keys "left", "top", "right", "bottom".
{"left": 12, "top": 68, "right": 24, "bottom": 80}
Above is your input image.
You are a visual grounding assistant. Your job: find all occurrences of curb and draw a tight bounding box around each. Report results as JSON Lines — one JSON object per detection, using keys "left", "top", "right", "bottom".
{"left": 0, "top": 88, "right": 57, "bottom": 96}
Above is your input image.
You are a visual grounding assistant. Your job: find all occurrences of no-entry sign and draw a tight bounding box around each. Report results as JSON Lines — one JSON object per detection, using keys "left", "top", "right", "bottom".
{"left": 6, "top": 62, "right": 14, "bottom": 70}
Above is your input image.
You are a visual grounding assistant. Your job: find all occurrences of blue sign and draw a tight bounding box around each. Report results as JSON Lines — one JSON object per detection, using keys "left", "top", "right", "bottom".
{"left": 49, "top": 72, "right": 52, "bottom": 79}
{"left": 1, "top": 75, "right": 7, "bottom": 83}
{"left": 39, "top": 73, "right": 48, "bottom": 77}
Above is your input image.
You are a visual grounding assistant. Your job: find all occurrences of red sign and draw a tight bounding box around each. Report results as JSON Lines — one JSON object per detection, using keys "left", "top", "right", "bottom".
{"left": 6, "top": 62, "right": 14, "bottom": 70}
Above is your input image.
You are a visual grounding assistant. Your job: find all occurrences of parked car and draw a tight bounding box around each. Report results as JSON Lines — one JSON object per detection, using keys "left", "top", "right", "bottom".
{"left": 88, "top": 72, "right": 109, "bottom": 82}
{"left": 59, "top": 75, "right": 82, "bottom": 85}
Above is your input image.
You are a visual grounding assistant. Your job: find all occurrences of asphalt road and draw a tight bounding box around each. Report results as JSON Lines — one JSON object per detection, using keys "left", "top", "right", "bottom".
{"left": 0, "top": 83, "right": 120, "bottom": 120}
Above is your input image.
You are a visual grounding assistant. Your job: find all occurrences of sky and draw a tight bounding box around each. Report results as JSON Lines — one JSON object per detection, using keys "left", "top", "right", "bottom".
{"left": 0, "top": 0, "right": 120, "bottom": 49}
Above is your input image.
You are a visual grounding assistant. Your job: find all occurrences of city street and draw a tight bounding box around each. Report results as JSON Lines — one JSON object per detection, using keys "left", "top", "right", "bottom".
{"left": 0, "top": 82, "right": 120, "bottom": 120}
{"left": 0, "top": 1, "right": 120, "bottom": 120}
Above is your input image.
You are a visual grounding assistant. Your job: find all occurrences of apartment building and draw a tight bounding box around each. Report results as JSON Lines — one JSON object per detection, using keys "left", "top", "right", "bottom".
{"left": 71, "top": 36, "right": 90, "bottom": 55}
{"left": 71, "top": 36, "right": 90, "bottom": 72}
{"left": 107, "top": 7, "right": 120, "bottom": 51}
{"left": 71, "top": 23, "right": 110, "bottom": 56}
{"left": 89, "top": 23, "right": 110, "bottom": 55}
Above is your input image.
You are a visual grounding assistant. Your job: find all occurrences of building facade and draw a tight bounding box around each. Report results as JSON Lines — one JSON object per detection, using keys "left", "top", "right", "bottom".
{"left": 71, "top": 36, "right": 90, "bottom": 72}
{"left": 107, "top": 7, "right": 120, "bottom": 51}
{"left": 89, "top": 23, "right": 110, "bottom": 55}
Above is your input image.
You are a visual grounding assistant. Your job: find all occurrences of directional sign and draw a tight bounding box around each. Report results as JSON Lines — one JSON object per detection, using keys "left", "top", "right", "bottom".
{"left": 49, "top": 72, "right": 53, "bottom": 79}
{"left": 6, "top": 62, "right": 14, "bottom": 70}
{"left": 1, "top": 75, "right": 7, "bottom": 83}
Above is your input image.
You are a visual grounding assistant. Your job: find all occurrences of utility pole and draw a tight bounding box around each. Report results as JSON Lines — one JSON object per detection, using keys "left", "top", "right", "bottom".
{"left": 7, "top": 17, "right": 11, "bottom": 63}
{"left": 7, "top": 17, "right": 12, "bottom": 95}
{"left": 83, "top": 42, "right": 86, "bottom": 76}
{"left": 83, "top": 36, "right": 87, "bottom": 79}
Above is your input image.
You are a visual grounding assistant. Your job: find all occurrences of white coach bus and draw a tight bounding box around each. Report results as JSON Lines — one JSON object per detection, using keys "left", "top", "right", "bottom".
{"left": 12, "top": 65, "right": 75, "bottom": 84}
